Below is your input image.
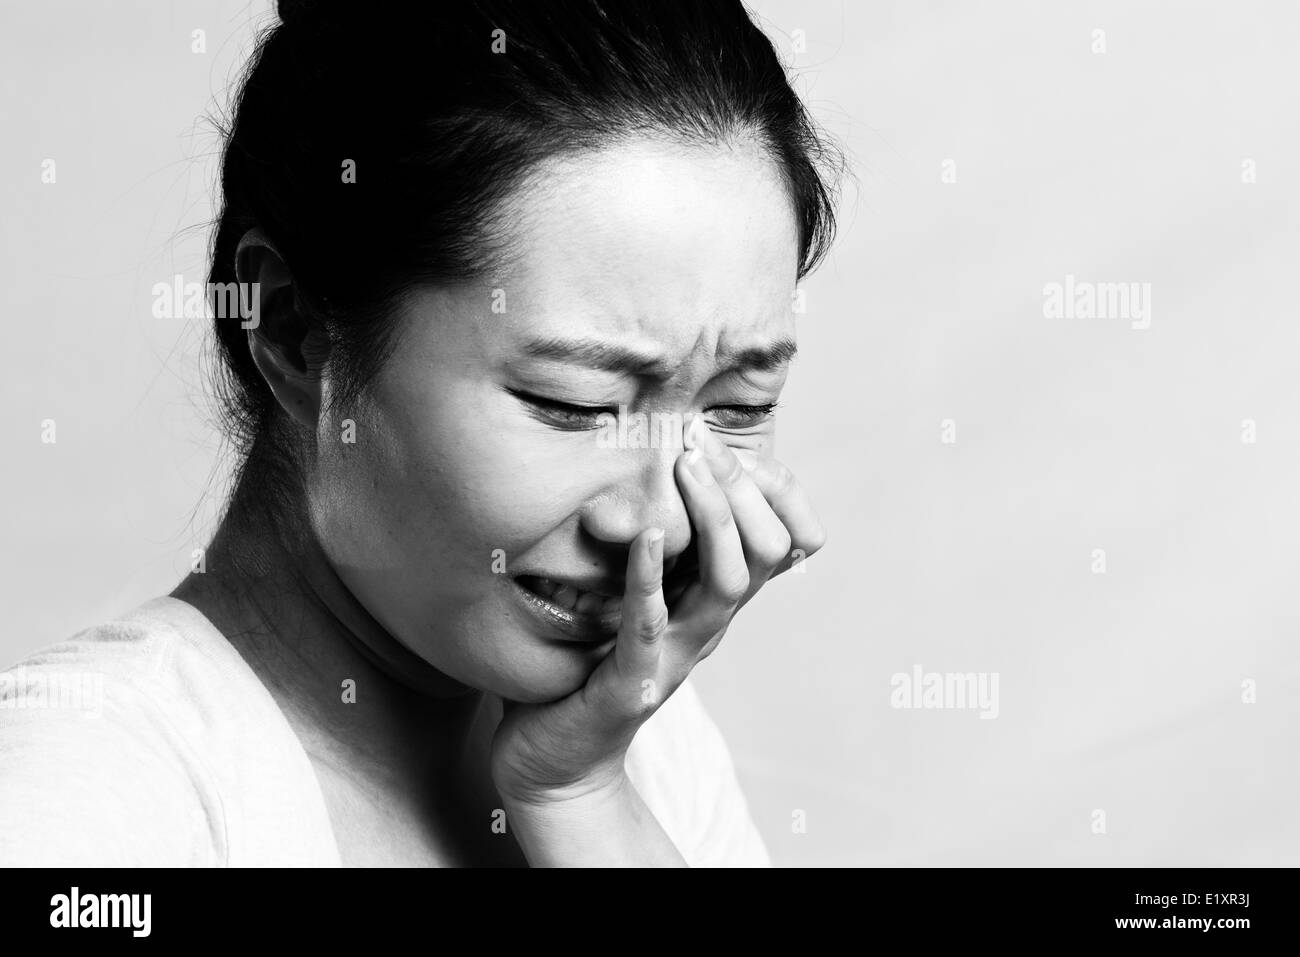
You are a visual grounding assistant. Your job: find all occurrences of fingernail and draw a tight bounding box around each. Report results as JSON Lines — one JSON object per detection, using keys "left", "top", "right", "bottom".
{"left": 687, "top": 413, "right": 708, "bottom": 449}
{"left": 733, "top": 449, "right": 759, "bottom": 472}
{"left": 686, "top": 448, "right": 715, "bottom": 486}
{"left": 647, "top": 527, "right": 664, "bottom": 561}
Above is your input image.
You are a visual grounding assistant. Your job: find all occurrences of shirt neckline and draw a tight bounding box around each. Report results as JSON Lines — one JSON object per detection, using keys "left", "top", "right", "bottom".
{"left": 133, "top": 594, "right": 344, "bottom": 866}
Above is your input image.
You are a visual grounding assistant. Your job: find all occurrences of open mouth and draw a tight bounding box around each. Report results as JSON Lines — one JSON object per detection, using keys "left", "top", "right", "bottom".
{"left": 512, "top": 552, "right": 699, "bottom": 643}
{"left": 513, "top": 576, "right": 625, "bottom": 618}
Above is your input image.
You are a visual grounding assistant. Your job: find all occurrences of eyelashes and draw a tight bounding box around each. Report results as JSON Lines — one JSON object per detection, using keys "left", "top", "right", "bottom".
{"left": 707, "top": 402, "right": 780, "bottom": 430}
{"left": 506, "top": 389, "right": 779, "bottom": 432}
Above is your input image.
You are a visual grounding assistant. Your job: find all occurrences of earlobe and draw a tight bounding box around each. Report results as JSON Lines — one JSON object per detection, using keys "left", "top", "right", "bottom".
{"left": 247, "top": 329, "right": 323, "bottom": 431}
{"left": 235, "top": 228, "right": 324, "bottom": 431}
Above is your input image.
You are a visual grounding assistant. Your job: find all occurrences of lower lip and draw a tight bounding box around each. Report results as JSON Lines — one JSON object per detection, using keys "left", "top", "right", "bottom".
{"left": 512, "top": 578, "right": 622, "bottom": 643}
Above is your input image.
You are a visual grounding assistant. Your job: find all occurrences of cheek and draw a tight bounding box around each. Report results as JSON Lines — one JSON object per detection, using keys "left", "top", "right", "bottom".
{"left": 312, "top": 387, "right": 584, "bottom": 596}
{"left": 376, "top": 376, "right": 604, "bottom": 542}
{"left": 722, "top": 427, "right": 775, "bottom": 460}
{"left": 316, "top": 425, "right": 497, "bottom": 575}
{"left": 311, "top": 428, "right": 607, "bottom": 699}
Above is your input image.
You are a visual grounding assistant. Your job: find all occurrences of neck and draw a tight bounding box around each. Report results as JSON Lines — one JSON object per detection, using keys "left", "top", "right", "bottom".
{"left": 170, "top": 467, "right": 484, "bottom": 783}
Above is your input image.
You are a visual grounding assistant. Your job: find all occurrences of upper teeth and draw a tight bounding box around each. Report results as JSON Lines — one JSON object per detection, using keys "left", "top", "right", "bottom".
{"left": 529, "top": 577, "right": 622, "bottom": 616}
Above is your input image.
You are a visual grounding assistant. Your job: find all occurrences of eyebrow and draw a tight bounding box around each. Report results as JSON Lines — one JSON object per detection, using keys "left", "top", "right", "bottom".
{"left": 517, "top": 334, "right": 798, "bottom": 376}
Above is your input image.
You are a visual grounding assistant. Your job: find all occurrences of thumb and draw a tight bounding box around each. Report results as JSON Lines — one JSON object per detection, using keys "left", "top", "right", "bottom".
{"left": 589, "top": 527, "right": 668, "bottom": 721}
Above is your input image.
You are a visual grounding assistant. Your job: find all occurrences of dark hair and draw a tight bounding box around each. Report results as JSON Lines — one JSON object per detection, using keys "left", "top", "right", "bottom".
{"left": 208, "top": 0, "right": 841, "bottom": 530}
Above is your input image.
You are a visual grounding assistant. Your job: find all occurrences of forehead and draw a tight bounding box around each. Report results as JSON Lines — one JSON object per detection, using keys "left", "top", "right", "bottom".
{"left": 494, "top": 137, "right": 800, "bottom": 362}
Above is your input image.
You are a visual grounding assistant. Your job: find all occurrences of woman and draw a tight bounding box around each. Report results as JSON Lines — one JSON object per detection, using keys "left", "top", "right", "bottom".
{"left": 0, "top": 0, "right": 838, "bottom": 866}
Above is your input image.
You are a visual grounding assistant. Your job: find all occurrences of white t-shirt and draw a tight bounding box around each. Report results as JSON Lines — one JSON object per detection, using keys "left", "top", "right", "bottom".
{"left": 0, "top": 596, "right": 769, "bottom": 867}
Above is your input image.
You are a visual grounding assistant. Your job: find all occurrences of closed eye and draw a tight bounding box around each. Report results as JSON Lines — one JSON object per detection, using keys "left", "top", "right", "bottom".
{"left": 706, "top": 403, "right": 779, "bottom": 430}
{"left": 508, "top": 389, "right": 612, "bottom": 430}
{"left": 508, "top": 389, "right": 780, "bottom": 433}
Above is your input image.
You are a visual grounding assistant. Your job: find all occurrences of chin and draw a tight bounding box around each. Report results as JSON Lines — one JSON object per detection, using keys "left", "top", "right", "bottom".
{"left": 488, "top": 639, "right": 613, "bottom": 705}
{"left": 418, "top": 602, "right": 616, "bottom": 704}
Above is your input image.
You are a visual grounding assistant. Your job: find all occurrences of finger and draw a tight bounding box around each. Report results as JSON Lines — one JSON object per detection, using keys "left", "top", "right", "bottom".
{"left": 672, "top": 445, "right": 750, "bottom": 634}
{"left": 686, "top": 416, "right": 792, "bottom": 576}
{"left": 733, "top": 449, "right": 827, "bottom": 575}
{"left": 606, "top": 526, "right": 667, "bottom": 713}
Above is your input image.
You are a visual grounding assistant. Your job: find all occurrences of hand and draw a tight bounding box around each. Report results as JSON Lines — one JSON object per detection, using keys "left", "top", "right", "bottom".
{"left": 675, "top": 413, "right": 828, "bottom": 659}
{"left": 490, "top": 413, "right": 826, "bottom": 858}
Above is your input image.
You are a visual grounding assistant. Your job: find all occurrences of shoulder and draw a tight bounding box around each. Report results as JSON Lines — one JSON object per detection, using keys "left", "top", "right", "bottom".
{"left": 0, "top": 599, "right": 222, "bottom": 865}
{"left": 624, "top": 676, "right": 772, "bottom": 867}
{"left": 0, "top": 597, "right": 336, "bottom": 867}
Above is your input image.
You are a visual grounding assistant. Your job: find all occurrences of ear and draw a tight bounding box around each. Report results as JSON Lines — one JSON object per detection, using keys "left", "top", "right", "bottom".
{"left": 235, "top": 229, "right": 327, "bottom": 430}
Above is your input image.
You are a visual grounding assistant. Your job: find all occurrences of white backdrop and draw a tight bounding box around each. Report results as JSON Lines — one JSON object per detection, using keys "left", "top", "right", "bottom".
{"left": 2, "top": 0, "right": 1297, "bottom": 866}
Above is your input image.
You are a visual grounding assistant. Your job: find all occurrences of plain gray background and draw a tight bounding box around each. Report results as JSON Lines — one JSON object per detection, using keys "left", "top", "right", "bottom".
{"left": 2, "top": 0, "right": 1297, "bottom": 866}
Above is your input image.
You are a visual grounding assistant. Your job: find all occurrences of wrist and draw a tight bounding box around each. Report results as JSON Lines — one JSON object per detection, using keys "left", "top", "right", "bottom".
{"left": 496, "top": 762, "right": 628, "bottom": 810}
{"left": 499, "top": 772, "right": 687, "bottom": 867}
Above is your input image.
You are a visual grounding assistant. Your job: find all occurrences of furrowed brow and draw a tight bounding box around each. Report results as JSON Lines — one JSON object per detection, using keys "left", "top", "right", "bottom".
{"left": 517, "top": 334, "right": 797, "bottom": 376}
{"left": 518, "top": 336, "right": 671, "bottom": 376}
{"left": 719, "top": 336, "right": 798, "bottom": 372}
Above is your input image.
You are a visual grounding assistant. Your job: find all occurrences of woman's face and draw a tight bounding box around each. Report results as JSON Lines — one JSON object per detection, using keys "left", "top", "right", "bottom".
{"left": 308, "top": 138, "right": 800, "bottom": 702}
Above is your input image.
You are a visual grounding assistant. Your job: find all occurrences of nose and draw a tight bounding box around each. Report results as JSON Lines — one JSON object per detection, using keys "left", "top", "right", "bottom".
{"left": 578, "top": 445, "right": 693, "bottom": 562}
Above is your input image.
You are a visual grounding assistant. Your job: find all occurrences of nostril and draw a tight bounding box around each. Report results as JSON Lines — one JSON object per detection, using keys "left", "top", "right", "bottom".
{"left": 662, "top": 545, "right": 699, "bottom": 585}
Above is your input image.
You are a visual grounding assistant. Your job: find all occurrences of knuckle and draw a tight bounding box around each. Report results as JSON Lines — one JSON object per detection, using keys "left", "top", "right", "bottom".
{"left": 771, "top": 462, "right": 798, "bottom": 496}
{"left": 637, "top": 575, "right": 664, "bottom": 600}
{"left": 595, "top": 678, "right": 647, "bottom": 724}
{"left": 717, "top": 568, "right": 750, "bottom": 603}
{"left": 637, "top": 603, "right": 670, "bottom": 642}
{"left": 761, "top": 530, "right": 793, "bottom": 567}
{"left": 711, "top": 505, "right": 737, "bottom": 534}
{"left": 803, "top": 522, "right": 828, "bottom": 553}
